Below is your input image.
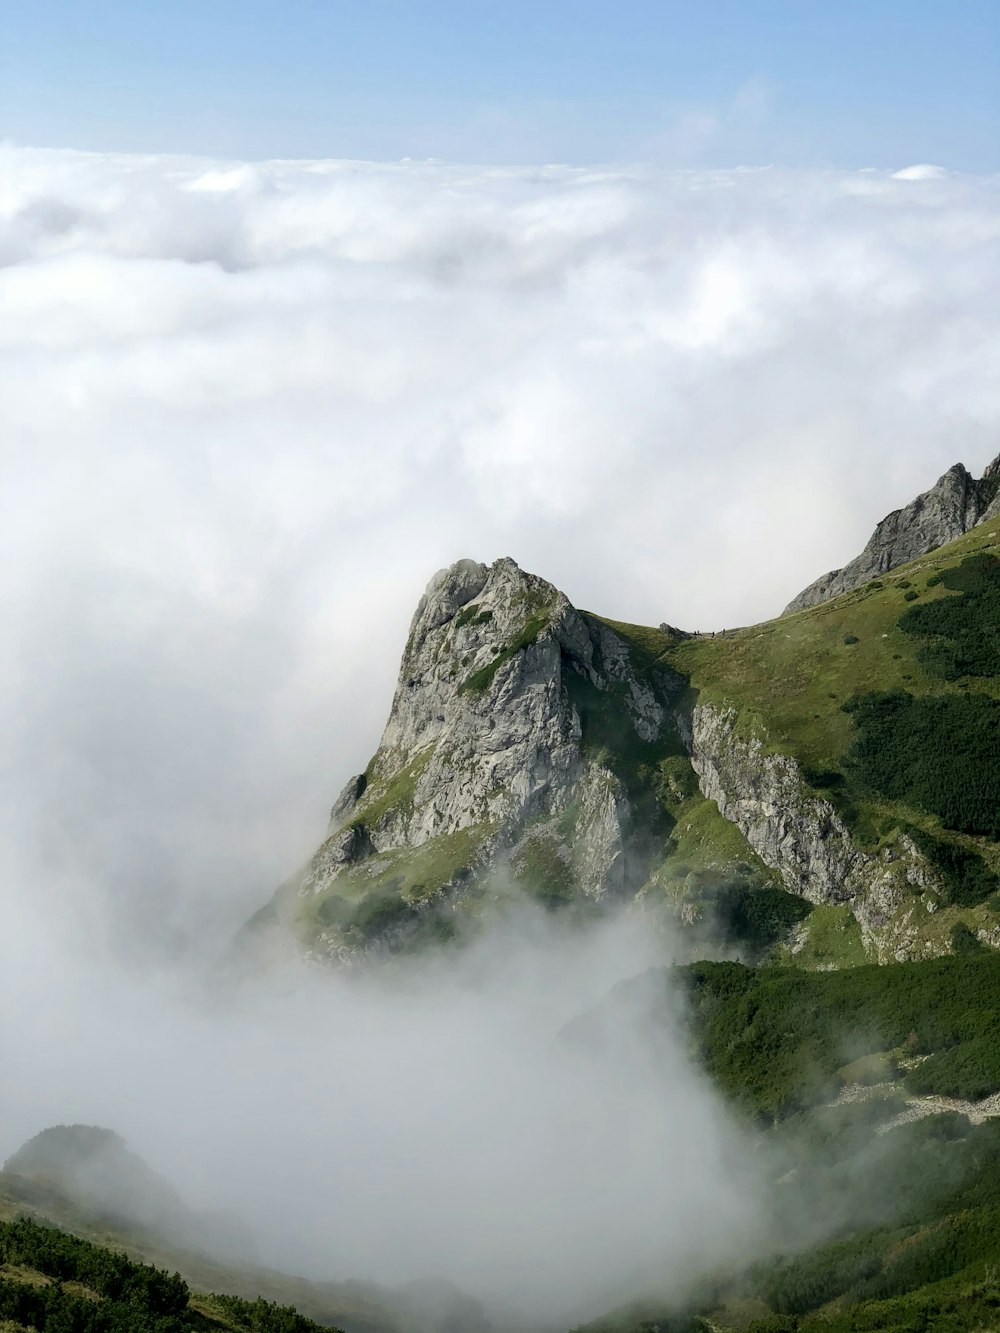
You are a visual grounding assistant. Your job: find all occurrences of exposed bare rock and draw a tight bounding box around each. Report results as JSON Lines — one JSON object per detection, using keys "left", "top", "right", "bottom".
{"left": 681, "top": 702, "right": 943, "bottom": 962}
{"left": 784, "top": 453, "right": 1000, "bottom": 614}
{"left": 262, "top": 557, "right": 685, "bottom": 958}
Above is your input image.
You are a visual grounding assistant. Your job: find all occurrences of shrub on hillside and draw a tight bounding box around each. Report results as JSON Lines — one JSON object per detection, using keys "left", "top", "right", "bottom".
{"left": 950, "top": 921, "right": 985, "bottom": 955}
{"left": 682, "top": 953, "right": 1000, "bottom": 1118}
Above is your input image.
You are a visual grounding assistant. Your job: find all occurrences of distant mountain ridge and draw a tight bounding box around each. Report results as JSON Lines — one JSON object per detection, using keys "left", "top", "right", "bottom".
{"left": 784, "top": 453, "right": 1000, "bottom": 613}
{"left": 5, "top": 1125, "right": 189, "bottom": 1236}
{"left": 0, "top": 1125, "right": 489, "bottom": 1333}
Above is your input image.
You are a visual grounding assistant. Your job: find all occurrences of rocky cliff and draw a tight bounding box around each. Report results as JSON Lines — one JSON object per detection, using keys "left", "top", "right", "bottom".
{"left": 681, "top": 704, "right": 941, "bottom": 962}
{"left": 251, "top": 455, "right": 1000, "bottom": 967}
{"left": 784, "top": 454, "right": 1000, "bottom": 614}
{"left": 258, "top": 557, "right": 701, "bottom": 961}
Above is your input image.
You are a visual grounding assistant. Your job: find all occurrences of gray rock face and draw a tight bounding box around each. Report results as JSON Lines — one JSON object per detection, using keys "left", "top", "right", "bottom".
{"left": 339, "top": 555, "right": 667, "bottom": 859}
{"left": 682, "top": 703, "right": 941, "bottom": 961}
{"left": 784, "top": 453, "right": 1000, "bottom": 614}
{"left": 279, "top": 557, "right": 684, "bottom": 954}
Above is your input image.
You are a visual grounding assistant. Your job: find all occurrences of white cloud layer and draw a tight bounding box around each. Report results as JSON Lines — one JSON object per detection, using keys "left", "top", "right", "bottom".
{"left": 0, "top": 904, "right": 763, "bottom": 1323}
{"left": 1, "top": 145, "right": 997, "bottom": 1324}
{"left": 1, "top": 145, "right": 998, "bottom": 942}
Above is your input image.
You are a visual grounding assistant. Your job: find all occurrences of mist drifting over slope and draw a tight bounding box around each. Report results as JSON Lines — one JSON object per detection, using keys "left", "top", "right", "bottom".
{"left": 1, "top": 148, "right": 998, "bottom": 949}
{"left": 1, "top": 147, "right": 998, "bottom": 1322}
{"left": 0, "top": 897, "right": 763, "bottom": 1324}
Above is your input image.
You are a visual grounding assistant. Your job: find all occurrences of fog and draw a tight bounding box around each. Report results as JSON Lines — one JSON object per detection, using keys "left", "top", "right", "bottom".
{"left": 2, "top": 147, "right": 998, "bottom": 947}
{"left": 1, "top": 146, "right": 998, "bottom": 1323}
{"left": 0, "top": 891, "right": 764, "bottom": 1324}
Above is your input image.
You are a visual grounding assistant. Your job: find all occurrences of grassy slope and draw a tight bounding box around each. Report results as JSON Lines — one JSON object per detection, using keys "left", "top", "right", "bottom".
{"left": 0, "top": 1175, "right": 397, "bottom": 1333}
{"left": 601, "top": 515, "right": 1000, "bottom": 766}
{"left": 597, "top": 516, "right": 1000, "bottom": 958}
{"left": 671, "top": 517, "right": 1000, "bottom": 764}
{"left": 0, "top": 1213, "right": 334, "bottom": 1333}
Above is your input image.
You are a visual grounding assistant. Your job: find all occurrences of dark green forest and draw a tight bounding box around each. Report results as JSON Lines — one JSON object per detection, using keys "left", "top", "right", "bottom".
{"left": 681, "top": 953, "right": 1000, "bottom": 1118}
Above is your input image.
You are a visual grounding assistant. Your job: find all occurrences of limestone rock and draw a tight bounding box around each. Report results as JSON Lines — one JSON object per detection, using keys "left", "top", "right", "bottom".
{"left": 784, "top": 453, "right": 1000, "bottom": 614}
{"left": 681, "top": 703, "right": 942, "bottom": 961}
{"left": 266, "top": 557, "right": 685, "bottom": 958}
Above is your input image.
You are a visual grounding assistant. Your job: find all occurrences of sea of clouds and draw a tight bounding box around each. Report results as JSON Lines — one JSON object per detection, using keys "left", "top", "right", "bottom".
{"left": 2, "top": 904, "right": 766, "bottom": 1324}
{"left": 1, "top": 146, "right": 997, "bottom": 946}
{"left": 0, "top": 147, "right": 998, "bottom": 1321}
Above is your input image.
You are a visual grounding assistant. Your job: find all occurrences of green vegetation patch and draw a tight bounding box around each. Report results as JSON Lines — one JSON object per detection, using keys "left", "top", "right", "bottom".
{"left": 901, "top": 553, "right": 1000, "bottom": 679}
{"left": 351, "top": 746, "right": 434, "bottom": 830}
{"left": 452, "top": 603, "right": 493, "bottom": 631}
{"left": 664, "top": 864, "right": 809, "bottom": 958}
{"left": 344, "top": 890, "right": 416, "bottom": 943}
{"left": 903, "top": 827, "right": 1000, "bottom": 907}
{"left": 509, "top": 828, "right": 575, "bottom": 908}
{"left": 843, "top": 690, "right": 1000, "bottom": 838}
{"left": 680, "top": 952, "right": 1000, "bottom": 1119}
{"left": 740, "top": 1113, "right": 1000, "bottom": 1330}
{"left": 950, "top": 920, "right": 985, "bottom": 955}
{"left": 708, "top": 877, "right": 811, "bottom": 956}
{"left": 312, "top": 825, "right": 491, "bottom": 950}
{"left": 667, "top": 791, "right": 768, "bottom": 867}
{"left": 661, "top": 783, "right": 780, "bottom": 884}
{"left": 0, "top": 1216, "right": 330, "bottom": 1332}
{"left": 0, "top": 1216, "right": 187, "bottom": 1320}
{"left": 907, "top": 1035, "right": 1000, "bottom": 1100}
{"left": 784, "top": 904, "right": 868, "bottom": 969}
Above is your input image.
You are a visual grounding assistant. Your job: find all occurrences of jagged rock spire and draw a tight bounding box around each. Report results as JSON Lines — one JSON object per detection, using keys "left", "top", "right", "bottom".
{"left": 262, "top": 557, "right": 683, "bottom": 959}
{"left": 784, "top": 451, "right": 1000, "bottom": 614}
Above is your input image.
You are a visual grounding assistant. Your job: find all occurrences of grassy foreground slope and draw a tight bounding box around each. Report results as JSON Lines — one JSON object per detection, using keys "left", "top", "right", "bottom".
{"left": 0, "top": 1214, "right": 329, "bottom": 1333}
{"left": 0, "top": 1173, "right": 398, "bottom": 1333}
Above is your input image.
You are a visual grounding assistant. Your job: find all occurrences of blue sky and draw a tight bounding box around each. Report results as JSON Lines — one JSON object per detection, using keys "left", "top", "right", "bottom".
{"left": 1, "top": 0, "right": 997, "bottom": 167}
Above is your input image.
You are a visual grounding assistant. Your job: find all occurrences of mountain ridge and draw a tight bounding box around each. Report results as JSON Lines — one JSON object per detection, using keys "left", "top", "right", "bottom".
{"left": 783, "top": 452, "right": 1000, "bottom": 614}
{"left": 250, "top": 453, "right": 1000, "bottom": 968}
{"left": 0, "top": 1127, "right": 488, "bottom": 1333}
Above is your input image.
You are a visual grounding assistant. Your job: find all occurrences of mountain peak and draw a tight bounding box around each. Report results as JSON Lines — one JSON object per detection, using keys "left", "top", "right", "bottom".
{"left": 4, "top": 1124, "right": 188, "bottom": 1233}
{"left": 256, "top": 558, "right": 686, "bottom": 959}
{"left": 784, "top": 451, "right": 1000, "bottom": 614}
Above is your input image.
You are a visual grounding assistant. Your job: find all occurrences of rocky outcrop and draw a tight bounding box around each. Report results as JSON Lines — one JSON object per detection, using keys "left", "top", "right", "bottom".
{"left": 267, "top": 557, "right": 686, "bottom": 957}
{"left": 255, "top": 500, "right": 992, "bottom": 965}
{"left": 784, "top": 453, "right": 1000, "bottom": 614}
{"left": 331, "top": 556, "right": 671, "bottom": 863}
{"left": 682, "top": 703, "right": 942, "bottom": 961}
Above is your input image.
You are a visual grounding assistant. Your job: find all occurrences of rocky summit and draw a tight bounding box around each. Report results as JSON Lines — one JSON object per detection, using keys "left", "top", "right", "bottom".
{"left": 251, "top": 452, "right": 1000, "bottom": 967}
{"left": 784, "top": 453, "right": 1000, "bottom": 613}
{"left": 253, "top": 555, "right": 693, "bottom": 961}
